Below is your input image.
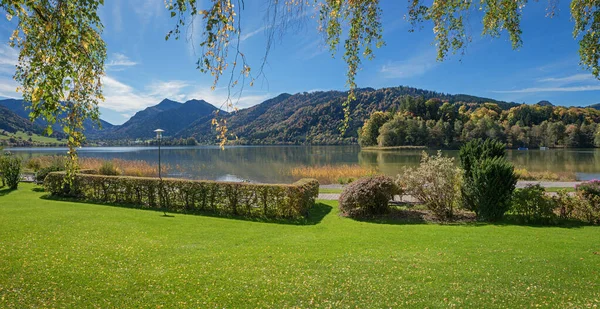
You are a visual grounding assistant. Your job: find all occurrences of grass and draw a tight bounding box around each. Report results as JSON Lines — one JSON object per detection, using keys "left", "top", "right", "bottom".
{"left": 545, "top": 187, "right": 576, "bottom": 193}
{"left": 318, "top": 187, "right": 343, "bottom": 194}
{"left": 23, "top": 155, "right": 167, "bottom": 177}
{"left": 290, "top": 164, "right": 379, "bottom": 184}
{"left": 0, "top": 131, "right": 62, "bottom": 144}
{"left": 361, "top": 145, "right": 428, "bottom": 151}
{"left": 1, "top": 183, "right": 599, "bottom": 308}
{"left": 515, "top": 168, "right": 578, "bottom": 181}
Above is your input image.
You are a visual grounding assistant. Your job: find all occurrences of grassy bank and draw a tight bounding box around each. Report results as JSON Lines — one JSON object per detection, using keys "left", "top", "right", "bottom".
{"left": 1, "top": 183, "right": 599, "bottom": 307}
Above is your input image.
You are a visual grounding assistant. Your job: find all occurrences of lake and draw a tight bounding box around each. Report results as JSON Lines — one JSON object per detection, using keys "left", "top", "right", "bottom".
{"left": 5, "top": 146, "right": 600, "bottom": 183}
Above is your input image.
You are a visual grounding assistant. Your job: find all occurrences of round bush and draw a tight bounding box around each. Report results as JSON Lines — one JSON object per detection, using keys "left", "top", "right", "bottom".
{"left": 338, "top": 176, "right": 398, "bottom": 217}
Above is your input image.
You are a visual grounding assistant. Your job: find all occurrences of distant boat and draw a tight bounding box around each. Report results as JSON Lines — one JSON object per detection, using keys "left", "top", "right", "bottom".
{"left": 518, "top": 147, "right": 529, "bottom": 151}
{"left": 540, "top": 146, "right": 548, "bottom": 150}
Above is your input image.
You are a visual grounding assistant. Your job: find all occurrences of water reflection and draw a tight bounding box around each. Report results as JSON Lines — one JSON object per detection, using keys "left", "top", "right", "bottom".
{"left": 6, "top": 146, "right": 600, "bottom": 182}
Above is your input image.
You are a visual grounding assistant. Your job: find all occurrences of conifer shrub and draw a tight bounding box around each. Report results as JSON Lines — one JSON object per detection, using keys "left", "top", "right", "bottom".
{"left": 398, "top": 151, "right": 461, "bottom": 220}
{"left": 0, "top": 154, "right": 22, "bottom": 189}
{"left": 510, "top": 185, "right": 556, "bottom": 223}
{"left": 44, "top": 172, "right": 319, "bottom": 219}
{"left": 467, "top": 157, "right": 517, "bottom": 221}
{"left": 459, "top": 139, "right": 517, "bottom": 221}
{"left": 338, "top": 176, "right": 398, "bottom": 217}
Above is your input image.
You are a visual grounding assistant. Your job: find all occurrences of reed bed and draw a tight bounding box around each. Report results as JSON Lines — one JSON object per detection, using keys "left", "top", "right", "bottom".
{"left": 514, "top": 168, "right": 577, "bottom": 181}
{"left": 289, "top": 164, "right": 379, "bottom": 184}
{"left": 25, "top": 155, "right": 168, "bottom": 177}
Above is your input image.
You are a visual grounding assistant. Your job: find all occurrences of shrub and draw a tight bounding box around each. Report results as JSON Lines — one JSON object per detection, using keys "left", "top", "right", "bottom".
{"left": 576, "top": 180, "right": 600, "bottom": 200}
{"left": 44, "top": 172, "right": 319, "bottom": 219}
{"left": 465, "top": 157, "right": 517, "bottom": 221}
{"left": 459, "top": 139, "right": 517, "bottom": 221}
{"left": 510, "top": 185, "right": 556, "bottom": 223}
{"left": 398, "top": 151, "right": 461, "bottom": 220}
{"left": 25, "top": 157, "right": 42, "bottom": 171}
{"left": 571, "top": 181, "right": 600, "bottom": 224}
{"left": 0, "top": 154, "right": 22, "bottom": 189}
{"left": 552, "top": 190, "right": 588, "bottom": 222}
{"left": 338, "top": 176, "right": 398, "bottom": 217}
{"left": 459, "top": 138, "right": 506, "bottom": 180}
{"left": 35, "top": 166, "right": 63, "bottom": 184}
{"left": 98, "top": 161, "right": 120, "bottom": 176}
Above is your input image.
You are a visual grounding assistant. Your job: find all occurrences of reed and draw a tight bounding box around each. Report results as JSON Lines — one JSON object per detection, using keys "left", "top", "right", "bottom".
{"left": 24, "top": 156, "right": 168, "bottom": 177}
{"left": 79, "top": 158, "right": 169, "bottom": 177}
{"left": 514, "top": 168, "right": 577, "bottom": 181}
{"left": 289, "top": 164, "right": 379, "bottom": 184}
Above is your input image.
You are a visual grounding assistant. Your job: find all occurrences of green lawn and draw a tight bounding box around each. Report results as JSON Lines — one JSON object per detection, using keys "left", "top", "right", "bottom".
{"left": 1, "top": 183, "right": 599, "bottom": 308}
{"left": 318, "top": 187, "right": 343, "bottom": 194}
{"left": 0, "top": 131, "right": 62, "bottom": 144}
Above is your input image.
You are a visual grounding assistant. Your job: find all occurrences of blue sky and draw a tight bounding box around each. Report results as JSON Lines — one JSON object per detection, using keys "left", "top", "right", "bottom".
{"left": 0, "top": 0, "right": 599, "bottom": 125}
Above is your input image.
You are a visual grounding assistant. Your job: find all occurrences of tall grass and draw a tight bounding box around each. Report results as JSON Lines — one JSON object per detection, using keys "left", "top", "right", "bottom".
{"left": 24, "top": 156, "right": 168, "bottom": 177}
{"left": 79, "top": 158, "right": 168, "bottom": 177}
{"left": 289, "top": 164, "right": 379, "bottom": 184}
{"left": 514, "top": 168, "right": 577, "bottom": 181}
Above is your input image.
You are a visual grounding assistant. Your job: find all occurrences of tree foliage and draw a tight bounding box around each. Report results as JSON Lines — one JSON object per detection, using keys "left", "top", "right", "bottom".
{"left": 1, "top": 0, "right": 106, "bottom": 181}
{"left": 359, "top": 98, "right": 600, "bottom": 149}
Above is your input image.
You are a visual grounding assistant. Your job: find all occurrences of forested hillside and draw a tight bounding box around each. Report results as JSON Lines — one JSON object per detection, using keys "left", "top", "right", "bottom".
{"left": 176, "top": 87, "right": 521, "bottom": 145}
{"left": 358, "top": 97, "right": 600, "bottom": 149}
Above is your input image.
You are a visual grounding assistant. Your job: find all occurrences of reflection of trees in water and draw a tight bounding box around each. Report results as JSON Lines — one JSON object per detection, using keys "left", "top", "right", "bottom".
{"left": 507, "top": 149, "right": 600, "bottom": 173}
{"left": 358, "top": 149, "right": 459, "bottom": 176}
{"left": 9, "top": 146, "right": 600, "bottom": 182}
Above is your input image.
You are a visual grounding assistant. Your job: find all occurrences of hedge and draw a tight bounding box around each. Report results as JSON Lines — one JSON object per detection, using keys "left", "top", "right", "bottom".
{"left": 44, "top": 173, "right": 319, "bottom": 219}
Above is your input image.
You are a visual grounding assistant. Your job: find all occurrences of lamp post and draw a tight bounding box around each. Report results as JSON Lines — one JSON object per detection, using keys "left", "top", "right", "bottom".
{"left": 154, "top": 129, "right": 164, "bottom": 179}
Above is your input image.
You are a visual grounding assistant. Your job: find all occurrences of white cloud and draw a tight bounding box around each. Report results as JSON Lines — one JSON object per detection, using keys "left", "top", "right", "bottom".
{"left": 106, "top": 53, "right": 138, "bottom": 69}
{"left": 241, "top": 26, "right": 267, "bottom": 42}
{"left": 101, "top": 75, "right": 270, "bottom": 114}
{"left": 379, "top": 51, "right": 438, "bottom": 79}
{"left": 147, "top": 80, "right": 191, "bottom": 102}
{"left": 112, "top": 1, "right": 123, "bottom": 32}
{"left": 538, "top": 74, "right": 596, "bottom": 84}
{"left": 100, "top": 76, "right": 157, "bottom": 112}
{"left": 130, "top": 0, "right": 163, "bottom": 25}
{"left": 493, "top": 85, "right": 600, "bottom": 94}
{"left": 0, "top": 77, "right": 20, "bottom": 99}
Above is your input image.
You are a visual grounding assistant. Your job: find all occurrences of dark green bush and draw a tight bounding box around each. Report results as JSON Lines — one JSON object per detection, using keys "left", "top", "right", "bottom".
{"left": 44, "top": 172, "right": 319, "bottom": 219}
{"left": 98, "top": 161, "right": 120, "bottom": 176}
{"left": 510, "top": 185, "right": 556, "bottom": 223}
{"left": 0, "top": 154, "right": 22, "bottom": 189}
{"left": 459, "top": 138, "right": 506, "bottom": 179}
{"left": 459, "top": 139, "right": 516, "bottom": 221}
{"left": 466, "top": 157, "right": 517, "bottom": 221}
{"left": 338, "top": 176, "right": 398, "bottom": 217}
{"left": 35, "top": 166, "right": 62, "bottom": 184}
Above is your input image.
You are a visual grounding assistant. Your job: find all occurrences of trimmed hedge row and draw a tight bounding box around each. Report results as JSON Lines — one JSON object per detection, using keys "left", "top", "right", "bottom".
{"left": 44, "top": 172, "right": 319, "bottom": 219}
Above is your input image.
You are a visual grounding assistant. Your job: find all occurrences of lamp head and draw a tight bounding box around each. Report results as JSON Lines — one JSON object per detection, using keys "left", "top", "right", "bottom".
{"left": 153, "top": 128, "right": 164, "bottom": 139}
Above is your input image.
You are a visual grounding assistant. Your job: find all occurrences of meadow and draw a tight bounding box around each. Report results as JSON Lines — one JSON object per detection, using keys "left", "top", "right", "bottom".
{"left": 0, "top": 183, "right": 599, "bottom": 308}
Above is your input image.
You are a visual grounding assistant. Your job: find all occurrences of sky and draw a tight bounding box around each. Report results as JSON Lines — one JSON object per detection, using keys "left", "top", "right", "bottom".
{"left": 0, "top": 1, "right": 599, "bottom": 125}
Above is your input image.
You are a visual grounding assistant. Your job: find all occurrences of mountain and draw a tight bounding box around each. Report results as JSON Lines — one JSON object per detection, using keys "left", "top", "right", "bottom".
{"left": 0, "top": 105, "right": 43, "bottom": 134}
{"left": 0, "top": 98, "right": 114, "bottom": 137}
{"left": 536, "top": 100, "right": 554, "bottom": 107}
{"left": 0, "top": 86, "right": 528, "bottom": 145}
{"left": 175, "top": 86, "right": 521, "bottom": 145}
{"left": 101, "top": 99, "right": 222, "bottom": 139}
{"left": 589, "top": 103, "right": 600, "bottom": 110}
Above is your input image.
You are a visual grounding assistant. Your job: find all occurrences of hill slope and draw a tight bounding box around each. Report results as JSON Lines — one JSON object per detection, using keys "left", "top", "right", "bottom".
{"left": 0, "top": 105, "right": 42, "bottom": 134}
{"left": 0, "top": 99, "right": 114, "bottom": 137}
{"left": 102, "top": 99, "right": 222, "bottom": 139}
{"left": 176, "top": 86, "right": 521, "bottom": 144}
